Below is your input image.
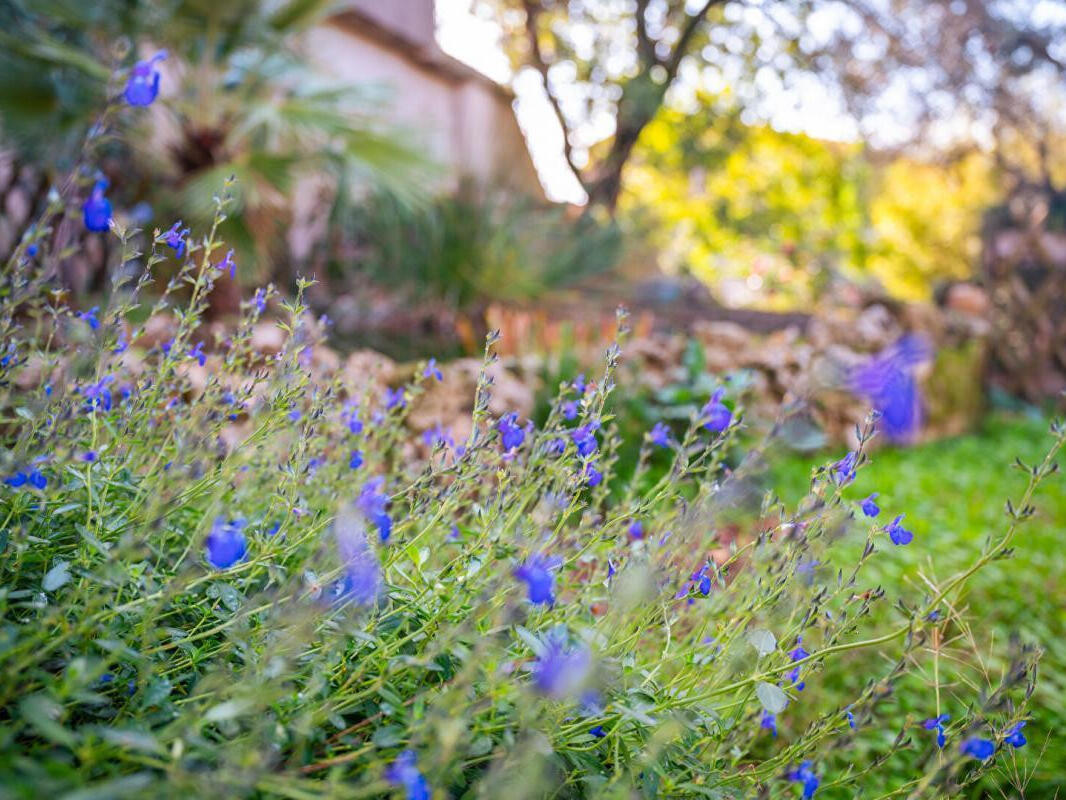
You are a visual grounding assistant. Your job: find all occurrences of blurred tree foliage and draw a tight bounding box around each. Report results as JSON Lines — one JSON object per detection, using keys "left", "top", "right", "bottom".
{"left": 0, "top": 0, "right": 428, "bottom": 280}
{"left": 622, "top": 98, "right": 999, "bottom": 302}
{"left": 479, "top": 0, "right": 1065, "bottom": 219}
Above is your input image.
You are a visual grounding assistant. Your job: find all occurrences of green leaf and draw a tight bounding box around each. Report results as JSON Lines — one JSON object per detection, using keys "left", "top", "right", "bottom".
{"left": 746, "top": 629, "right": 776, "bottom": 657}
{"left": 756, "top": 682, "right": 788, "bottom": 714}
{"left": 19, "top": 694, "right": 77, "bottom": 748}
{"left": 43, "top": 561, "right": 71, "bottom": 592}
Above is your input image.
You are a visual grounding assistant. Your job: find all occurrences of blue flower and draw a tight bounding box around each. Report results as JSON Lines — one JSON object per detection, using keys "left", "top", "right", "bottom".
{"left": 497, "top": 412, "right": 526, "bottom": 452}
{"left": 82, "top": 451, "right": 98, "bottom": 463}
{"left": 357, "top": 477, "right": 392, "bottom": 542}
{"left": 885, "top": 514, "right": 913, "bottom": 546}
{"left": 846, "top": 710, "right": 856, "bottom": 729}
{"left": 573, "top": 373, "right": 588, "bottom": 393}
{"left": 786, "top": 638, "right": 810, "bottom": 690}
{"left": 583, "top": 462, "right": 603, "bottom": 487}
{"left": 27, "top": 469, "right": 46, "bottom": 490}
{"left": 329, "top": 507, "right": 383, "bottom": 606}
{"left": 422, "top": 424, "right": 454, "bottom": 450}
{"left": 349, "top": 450, "right": 363, "bottom": 470}
{"left": 5, "top": 472, "right": 28, "bottom": 488}
{"left": 701, "top": 388, "right": 731, "bottom": 433}
{"left": 860, "top": 493, "right": 880, "bottom": 518}
{"left": 761, "top": 710, "right": 778, "bottom": 737}
{"left": 82, "top": 375, "right": 114, "bottom": 413}
{"left": 83, "top": 178, "right": 112, "bottom": 232}
{"left": 923, "top": 714, "right": 950, "bottom": 748}
{"left": 253, "top": 288, "right": 267, "bottom": 315}
{"left": 531, "top": 627, "right": 590, "bottom": 698}
{"left": 850, "top": 335, "right": 931, "bottom": 441}
{"left": 1004, "top": 721, "right": 1026, "bottom": 749}
{"left": 205, "top": 518, "right": 247, "bottom": 569}
{"left": 627, "top": 520, "right": 644, "bottom": 540}
{"left": 384, "top": 387, "right": 406, "bottom": 410}
{"left": 960, "top": 737, "right": 995, "bottom": 760}
{"left": 423, "top": 358, "right": 442, "bottom": 382}
{"left": 571, "top": 422, "right": 599, "bottom": 457}
{"left": 188, "top": 341, "right": 206, "bottom": 366}
{"left": 832, "top": 451, "right": 857, "bottom": 485}
{"left": 562, "top": 400, "right": 578, "bottom": 420}
{"left": 786, "top": 760, "right": 819, "bottom": 799}
{"left": 514, "top": 554, "right": 561, "bottom": 606}
{"left": 78, "top": 306, "right": 101, "bottom": 330}
{"left": 163, "top": 220, "right": 189, "bottom": 258}
{"left": 384, "top": 750, "right": 429, "bottom": 800}
{"left": 124, "top": 51, "right": 167, "bottom": 106}
{"left": 590, "top": 725, "right": 606, "bottom": 738}
{"left": 648, "top": 422, "right": 671, "bottom": 448}
{"left": 218, "top": 249, "right": 236, "bottom": 279}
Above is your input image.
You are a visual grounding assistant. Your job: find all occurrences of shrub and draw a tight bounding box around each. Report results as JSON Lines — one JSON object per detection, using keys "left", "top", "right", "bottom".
{"left": 0, "top": 75, "right": 1063, "bottom": 800}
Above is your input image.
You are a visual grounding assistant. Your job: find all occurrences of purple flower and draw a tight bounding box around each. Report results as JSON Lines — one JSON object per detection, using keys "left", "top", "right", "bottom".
{"left": 78, "top": 306, "right": 101, "bottom": 330}
{"left": 701, "top": 388, "right": 732, "bottom": 433}
{"left": 422, "top": 424, "right": 454, "bottom": 450}
{"left": 163, "top": 220, "right": 189, "bottom": 258}
{"left": 205, "top": 518, "right": 247, "bottom": 569}
{"left": 860, "top": 493, "right": 880, "bottom": 518}
{"left": 82, "top": 375, "right": 114, "bottom": 413}
{"left": 423, "top": 358, "right": 442, "bottom": 382}
{"left": 885, "top": 514, "right": 913, "bottom": 546}
{"left": 82, "top": 178, "right": 112, "bottom": 232}
{"left": 850, "top": 335, "right": 931, "bottom": 442}
{"left": 514, "top": 554, "right": 561, "bottom": 606}
{"left": 832, "top": 451, "right": 857, "bottom": 486}
{"left": 627, "top": 520, "right": 644, "bottom": 540}
{"left": 124, "top": 51, "right": 167, "bottom": 106}
{"left": 329, "top": 508, "right": 383, "bottom": 606}
{"left": 960, "top": 737, "right": 995, "bottom": 760}
{"left": 349, "top": 450, "right": 363, "bottom": 470}
{"left": 648, "top": 422, "right": 671, "bottom": 448}
{"left": 562, "top": 400, "right": 578, "bottom": 420}
{"left": 497, "top": 412, "right": 525, "bottom": 452}
{"left": 761, "top": 710, "right": 778, "bottom": 737}
{"left": 573, "top": 373, "right": 588, "bottom": 393}
{"left": 188, "top": 341, "right": 206, "bottom": 366}
{"left": 1004, "top": 721, "right": 1026, "bottom": 749}
{"left": 82, "top": 451, "right": 98, "bottom": 463}
{"left": 253, "top": 288, "right": 267, "bottom": 314}
{"left": 786, "top": 638, "right": 810, "bottom": 691}
{"left": 4, "top": 470, "right": 44, "bottom": 489}
{"left": 923, "top": 714, "right": 950, "bottom": 748}
{"left": 583, "top": 462, "right": 603, "bottom": 487}
{"left": 218, "top": 249, "right": 236, "bottom": 279}
{"left": 531, "top": 627, "right": 590, "bottom": 698}
{"left": 786, "top": 761, "right": 819, "bottom": 799}
{"left": 571, "top": 422, "right": 599, "bottom": 457}
{"left": 384, "top": 750, "right": 429, "bottom": 800}
{"left": 384, "top": 387, "right": 406, "bottom": 410}
{"left": 358, "top": 477, "right": 393, "bottom": 542}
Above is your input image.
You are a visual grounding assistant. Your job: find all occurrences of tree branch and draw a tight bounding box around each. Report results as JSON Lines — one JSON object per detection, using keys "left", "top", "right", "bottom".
{"left": 521, "top": 0, "right": 587, "bottom": 189}
{"left": 664, "top": 0, "right": 723, "bottom": 80}
{"left": 634, "top": 0, "right": 658, "bottom": 67}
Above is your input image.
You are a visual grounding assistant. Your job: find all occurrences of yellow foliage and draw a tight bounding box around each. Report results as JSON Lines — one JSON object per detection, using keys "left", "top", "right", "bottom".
{"left": 622, "top": 101, "right": 1001, "bottom": 304}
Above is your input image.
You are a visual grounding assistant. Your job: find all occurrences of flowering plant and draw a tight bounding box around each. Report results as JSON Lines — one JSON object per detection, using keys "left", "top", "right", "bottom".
{"left": 0, "top": 66, "right": 1062, "bottom": 800}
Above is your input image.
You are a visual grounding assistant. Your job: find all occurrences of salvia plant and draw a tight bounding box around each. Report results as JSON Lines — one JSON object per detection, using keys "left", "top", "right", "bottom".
{"left": 0, "top": 51, "right": 1064, "bottom": 800}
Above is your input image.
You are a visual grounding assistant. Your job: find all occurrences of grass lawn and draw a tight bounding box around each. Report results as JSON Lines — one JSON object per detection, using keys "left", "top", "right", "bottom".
{"left": 769, "top": 414, "right": 1066, "bottom": 796}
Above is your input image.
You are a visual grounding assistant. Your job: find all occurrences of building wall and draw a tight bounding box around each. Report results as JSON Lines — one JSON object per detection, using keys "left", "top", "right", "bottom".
{"left": 300, "top": 18, "right": 544, "bottom": 198}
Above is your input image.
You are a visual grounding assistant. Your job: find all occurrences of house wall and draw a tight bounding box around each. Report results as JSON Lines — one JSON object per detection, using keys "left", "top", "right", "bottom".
{"left": 300, "top": 19, "right": 544, "bottom": 198}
